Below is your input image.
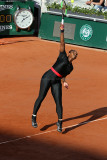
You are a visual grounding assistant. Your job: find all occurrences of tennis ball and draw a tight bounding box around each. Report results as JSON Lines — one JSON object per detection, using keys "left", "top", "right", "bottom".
{"left": 71, "top": 0, "right": 74, "bottom": 3}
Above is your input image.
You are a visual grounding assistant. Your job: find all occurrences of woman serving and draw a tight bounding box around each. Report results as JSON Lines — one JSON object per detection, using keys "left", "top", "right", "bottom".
{"left": 32, "top": 15, "right": 78, "bottom": 132}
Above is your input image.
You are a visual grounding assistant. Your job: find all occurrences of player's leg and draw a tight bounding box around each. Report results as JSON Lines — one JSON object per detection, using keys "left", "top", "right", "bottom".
{"left": 32, "top": 75, "right": 51, "bottom": 127}
{"left": 51, "top": 80, "right": 63, "bottom": 132}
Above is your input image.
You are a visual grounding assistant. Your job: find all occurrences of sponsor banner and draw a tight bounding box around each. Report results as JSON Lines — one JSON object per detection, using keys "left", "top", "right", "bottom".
{"left": 39, "top": 13, "right": 107, "bottom": 49}
{"left": 0, "top": 5, "right": 13, "bottom": 11}
{"left": 0, "top": 25, "right": 12, "bottom": 32}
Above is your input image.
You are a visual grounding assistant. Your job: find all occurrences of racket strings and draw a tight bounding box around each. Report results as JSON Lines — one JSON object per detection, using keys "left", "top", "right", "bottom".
{"left": 61, "top": 0, "right": 67, "bottom": 16}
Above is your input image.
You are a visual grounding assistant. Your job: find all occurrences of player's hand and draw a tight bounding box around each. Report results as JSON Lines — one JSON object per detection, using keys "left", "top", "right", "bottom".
{"left": 86, "top": 1, "right": 91, "bottom": 5}
{"left": 63, "top": 82, "right": 69, "bottom": 89}
{"left": 60, "top": 24, "right": 64, "bottom": 30}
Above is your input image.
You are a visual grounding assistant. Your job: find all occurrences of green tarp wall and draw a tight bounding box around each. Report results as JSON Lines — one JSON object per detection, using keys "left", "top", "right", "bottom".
{"left": 39, "top": 13, "right": 107, "bottom": 50}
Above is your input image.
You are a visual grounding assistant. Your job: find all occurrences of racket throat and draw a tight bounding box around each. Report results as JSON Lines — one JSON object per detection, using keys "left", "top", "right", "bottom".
{"left": 61, "top": 18, "right": 64, "bottom": 25}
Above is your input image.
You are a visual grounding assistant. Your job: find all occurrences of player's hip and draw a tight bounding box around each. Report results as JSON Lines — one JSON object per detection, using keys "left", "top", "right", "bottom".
{"left": 42, "top": 69, "right": 61, "bottom": 83}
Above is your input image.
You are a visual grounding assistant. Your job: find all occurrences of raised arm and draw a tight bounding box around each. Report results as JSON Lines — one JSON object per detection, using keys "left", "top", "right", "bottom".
{"left": 60, "top": 20, "right": 65, "bottom": 52}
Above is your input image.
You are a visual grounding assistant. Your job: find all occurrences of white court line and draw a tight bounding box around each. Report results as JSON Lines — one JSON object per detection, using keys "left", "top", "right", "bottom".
{"left": 0, "top": 116, "right": 107, "bottom": 145}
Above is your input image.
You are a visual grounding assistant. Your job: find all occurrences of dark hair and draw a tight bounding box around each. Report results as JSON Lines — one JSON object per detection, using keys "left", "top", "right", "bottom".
{"left": 69, "top": 49, "right": 77, "bottom": 54}
{"left": 68, "top": 49, "right": 78, "bottom": 60}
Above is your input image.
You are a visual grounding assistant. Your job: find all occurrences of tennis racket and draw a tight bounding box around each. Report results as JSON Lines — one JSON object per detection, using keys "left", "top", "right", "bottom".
{"left": 61, "top": 0, "right": 67, "bottom": 19}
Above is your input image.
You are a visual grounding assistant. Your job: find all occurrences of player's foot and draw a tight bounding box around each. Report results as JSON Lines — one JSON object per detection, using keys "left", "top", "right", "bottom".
{"left": 56, "top": 121, "right": 62, "bottom": 132}
{"left": 32, "top": 115, "right": 38, "bottom": 128}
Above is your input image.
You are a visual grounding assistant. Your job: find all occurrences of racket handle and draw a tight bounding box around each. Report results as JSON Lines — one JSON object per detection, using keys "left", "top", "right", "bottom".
{"left": 62, "top": 11, "right": 64, "bottom": 19}
{"left": 61, "top": 18, "right": 64, "bottom": 25}
{"left": 60, "top": 19, "right": 64, "bottom": 31}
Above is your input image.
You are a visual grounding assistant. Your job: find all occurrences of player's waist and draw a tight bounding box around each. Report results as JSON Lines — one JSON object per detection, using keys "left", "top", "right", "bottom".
{"left": 51, "top": 67, "right": 62, "bottom": 78}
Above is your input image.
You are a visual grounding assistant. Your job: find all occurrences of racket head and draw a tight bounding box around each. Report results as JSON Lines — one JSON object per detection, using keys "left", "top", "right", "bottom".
{"left": 61, "top": 0, "right": 67, "bottom": 17}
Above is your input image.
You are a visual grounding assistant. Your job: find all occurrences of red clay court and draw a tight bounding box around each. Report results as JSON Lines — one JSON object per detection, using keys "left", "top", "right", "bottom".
{"left": 0, "top": 37, "right": 107, "bottom": 160}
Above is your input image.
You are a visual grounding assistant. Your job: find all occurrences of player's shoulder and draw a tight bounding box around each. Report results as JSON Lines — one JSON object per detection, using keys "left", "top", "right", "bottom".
{"left": 59, "top": 50, "right": 67, "bottom": 57}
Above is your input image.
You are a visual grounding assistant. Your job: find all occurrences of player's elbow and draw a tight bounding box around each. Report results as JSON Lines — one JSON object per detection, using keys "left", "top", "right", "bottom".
{"left": 60, "top": 42, "right": 65, "bottom": 46}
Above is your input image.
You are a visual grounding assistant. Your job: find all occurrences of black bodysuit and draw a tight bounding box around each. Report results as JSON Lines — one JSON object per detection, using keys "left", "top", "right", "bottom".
{"left": 33, "top": 51, "right": 73, "bottom": 119}
{"left": 52, "top": 50, "right": 73, "bottom": 77}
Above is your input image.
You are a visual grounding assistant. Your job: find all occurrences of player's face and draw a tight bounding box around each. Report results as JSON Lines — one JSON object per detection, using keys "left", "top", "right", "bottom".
{"left": 68, "top": 50, "right": 78, "bottom": 63}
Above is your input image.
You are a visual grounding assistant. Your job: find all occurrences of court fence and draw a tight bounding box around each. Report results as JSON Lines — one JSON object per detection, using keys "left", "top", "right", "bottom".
{"left": 39, "top": 11, "right": 107, "bottom": 50}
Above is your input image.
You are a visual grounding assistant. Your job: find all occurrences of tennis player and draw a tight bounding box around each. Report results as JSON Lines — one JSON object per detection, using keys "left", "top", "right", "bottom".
{"left": 32, "top": 18, "right": 78, "bottom": 132}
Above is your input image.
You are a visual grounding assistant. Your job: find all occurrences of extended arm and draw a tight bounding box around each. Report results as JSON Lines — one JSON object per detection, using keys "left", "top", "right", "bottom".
{"left": 86, "top": 0, "right": 93, "bottom": 5}
{"left": 62, "top": 77, "right": 69, "bottom": 89}
{"left": 60, "top": 21, "right": 65, "bottom": 52}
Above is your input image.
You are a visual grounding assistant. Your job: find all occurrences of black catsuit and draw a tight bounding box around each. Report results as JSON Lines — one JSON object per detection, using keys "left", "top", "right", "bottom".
{"left": 33, "top": 50, "right": 73, "bottom": 119}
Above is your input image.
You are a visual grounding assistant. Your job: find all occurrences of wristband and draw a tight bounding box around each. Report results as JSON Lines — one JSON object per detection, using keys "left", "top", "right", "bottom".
{"left": 60, "top": 24, "right": 64, "bottom": 31}
{"left": 60, "top": 30, "right": 64, "bottom": 33}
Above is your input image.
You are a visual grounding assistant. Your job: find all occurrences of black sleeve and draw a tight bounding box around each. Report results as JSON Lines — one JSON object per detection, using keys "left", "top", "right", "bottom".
{"left": 59, "top": 50, "right": 67, "bottom": 57}
{"left": 70, "top": 63, "right": 73, "bottom": 71}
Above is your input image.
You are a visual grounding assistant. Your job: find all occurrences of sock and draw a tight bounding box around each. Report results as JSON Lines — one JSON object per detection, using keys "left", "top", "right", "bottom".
{"left": 58, "top": 119, "right": 62, "bottom": 124}
{"left": 32, "top": 115, "right": 37, "bottom": 123}
{"left": 32, "top": 114, "right": 36, "bottom": 117}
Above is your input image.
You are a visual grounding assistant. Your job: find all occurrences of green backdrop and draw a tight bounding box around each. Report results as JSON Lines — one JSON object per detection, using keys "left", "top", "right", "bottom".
{"left": 39, "top": 13, "right": 107, "bottom": 50}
